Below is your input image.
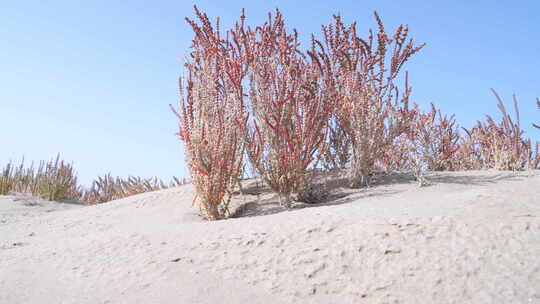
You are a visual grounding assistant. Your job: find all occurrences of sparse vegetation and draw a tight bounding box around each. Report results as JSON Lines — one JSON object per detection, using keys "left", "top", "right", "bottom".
{"left": 461, "top": 90, "right": 539, "bottom": 171}
{"left": 174, "top": 6, "right": 540, "bottom": 220}
{"left": 172, "top": 7, "right": 251, "bottom": 220}
{"left": 396, "top": 104, "right": 462, "bottom": 185}
{"left": 0, "top": 155, "right": 187, "bottom": 204}
{"left": 245, "top": 10, "right": 333, "bottom": 206}
{"left": 312, "top": 13, "right": 424, "bottom": 188}
{"left": 0, "top": 155, "right": 81, "bottom": 200}
{"left": 81, "top": 174, "right": 186, "bottom": 204}
{"left": 4, "top": 8, "right": 537, "bottom": 222}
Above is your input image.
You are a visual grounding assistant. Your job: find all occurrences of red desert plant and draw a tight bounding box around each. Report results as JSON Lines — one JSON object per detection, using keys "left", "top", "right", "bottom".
{"left": 378, "top": 133, "right": 413, "bottom": 172}
{"left": 403, "top": 104, "right": 461, "bottom": 184}
{"left": 464, "top": 89, "right": 537, "bottom": 170}
{"left": 378, "top": 103, "right": 460, "bottom": 183}
{"left": 453, "top": 128, "right": 483, "bottom": 171}
{"left": 312, "top": 13, "right": 425, "bottom": 187}
{"left": 245, "top": 10, "right": 334, "bottom": 206}
{"left": 411, "top": 104, "right": 461, "bottom": 171}
{"left": 173, "top": 7, "right": 251, "bottom": 219}
{"left": 320, "top": 116, "right": 351, "bottom": 171}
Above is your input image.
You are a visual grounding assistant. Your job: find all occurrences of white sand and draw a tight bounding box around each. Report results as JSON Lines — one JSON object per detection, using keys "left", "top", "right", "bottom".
{"left": 1, "top": 170, "right": 539, "bottom": 303}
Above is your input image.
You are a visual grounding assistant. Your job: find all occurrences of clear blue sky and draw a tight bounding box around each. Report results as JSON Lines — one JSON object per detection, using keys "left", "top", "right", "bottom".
{"left": 1, "top": 0, "right": 539, "bottom": 185}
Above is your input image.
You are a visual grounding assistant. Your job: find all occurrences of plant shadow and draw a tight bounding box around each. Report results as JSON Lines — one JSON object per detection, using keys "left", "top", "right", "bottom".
{"left": 425, "top": 171, "right": 526, "bottom": 186}
{"left": 228, "top": 170, "right": 534, "bottom": 219}
{"left": 229, "top": 170, "right": 407, "bottom": 219}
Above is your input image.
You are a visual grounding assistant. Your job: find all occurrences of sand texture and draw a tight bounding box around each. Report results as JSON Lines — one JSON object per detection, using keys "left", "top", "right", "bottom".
{"left": 1, "top": 170, "right": 540, "bottom": 303}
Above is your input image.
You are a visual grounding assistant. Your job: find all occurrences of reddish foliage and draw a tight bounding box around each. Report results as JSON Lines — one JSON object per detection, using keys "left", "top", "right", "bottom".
{"left": 411, "top": 104, "right": 461, "bottom": 171}
{"left": 459, "top": 90, "right": 538, "bottom": 170}
{"left": 178, "top": 8, "right": 539, "bottom": 219}
{"left": 311, "top": 13, "right": 425, "bottom": 187}
{"left": 173, "top": 6, "right": 252, "bottom": 219}
{"left": 244, "top": 10, "right": 334, "bottom": 206}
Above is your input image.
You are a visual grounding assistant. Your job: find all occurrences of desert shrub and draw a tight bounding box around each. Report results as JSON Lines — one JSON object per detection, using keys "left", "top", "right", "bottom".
{"left": 406, "top": 104, "right": 460, "bottom": 184}
{"left": 179, "top": 7, "right": 425, "bottom": 208}
{"left": 312, "top": 13, "right": 424, "bottom": 187}
{"left": 245, "top": 10, "right": 334, "bottom": 206}
{"left": 173, "top": 7, "right": 250, "bottom": 219}
{"left": 320, "top": 117, "right": 351, "bottom": 170}
{"left": 377, "top": 103, "right": 460, "bottom": 184}
{"left": 411, "top": 104, "right": 461, "bottom": 171}
{"left": 178, "top": 8, "right": 539, "bottom": 215}
{"left": 379, "top": 133, "right": 413, "bottom": 172}
{"left": 453, "top": 128, "right": 483, "bottom": 170}
{"left": 464, "top": 90, "right": 537, "bottom": 170}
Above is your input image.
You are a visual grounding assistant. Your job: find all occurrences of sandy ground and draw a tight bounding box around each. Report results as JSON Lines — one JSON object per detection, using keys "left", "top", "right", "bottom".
{"left": 1, "top": 170, "right": 539, "bottom": 304}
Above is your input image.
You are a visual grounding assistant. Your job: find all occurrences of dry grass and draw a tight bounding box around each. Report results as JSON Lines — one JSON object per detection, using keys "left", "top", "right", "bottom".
{"left": 1, "top": 155, "right": 188, "bottom": 204}
{"left": 0, "top": 155, "right": 81, "bottom": 201}
{"left": 82, "top": 174, "right": 187, "bottom": 204}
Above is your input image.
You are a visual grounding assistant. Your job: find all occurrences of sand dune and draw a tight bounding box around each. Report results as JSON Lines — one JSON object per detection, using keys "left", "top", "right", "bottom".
{"left": 1, "top": 170, "right": 539, "bottom": 303}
